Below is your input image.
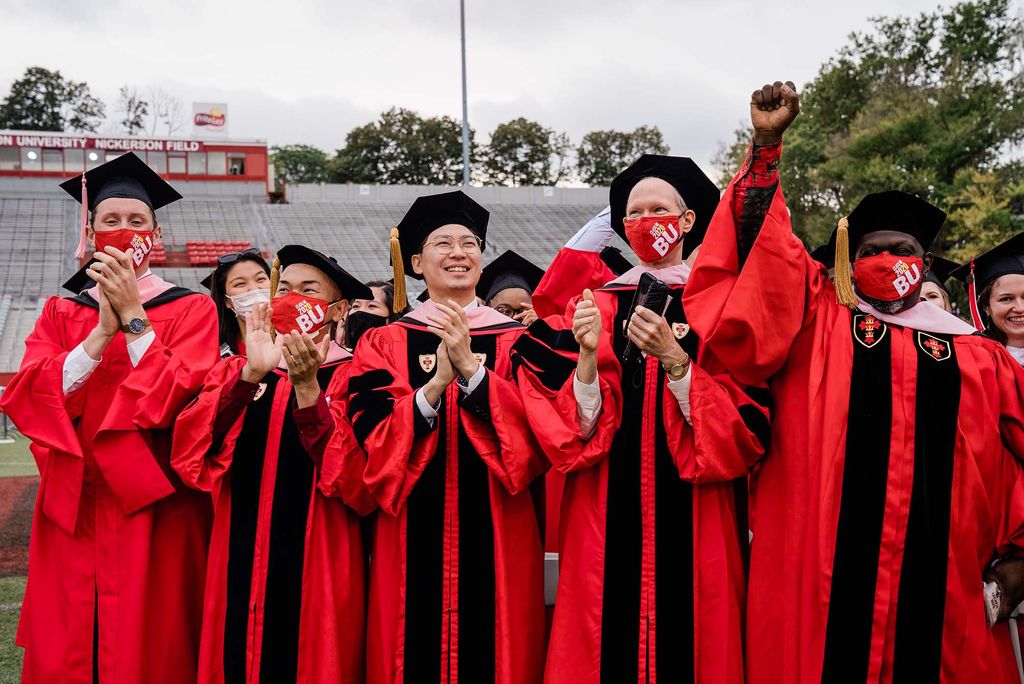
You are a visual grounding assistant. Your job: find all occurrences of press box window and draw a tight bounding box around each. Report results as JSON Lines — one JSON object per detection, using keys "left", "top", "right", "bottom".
{"left": 42, "top": 149, "right": 63, "bottom": 172}
{"left": 147, "top": 151, "right": 167, "bottom": 175}
{"left": 168, "top": 154, "right": 187, "bottom": 174}
{"left": 207, "top": 151, "right": 227, "bottom": 176}
{"left": 0, "top": 148, "right": 19, "bottom": 171}
{"left": 64, "top": 149, "right": 85, "bottom": 172}
{"left": 228, "top": 153, "right": 246, "bottom": 175}
{"left": 21, "top": 148, "right": 41, "bottom": 171}
{"left": 188, "top": 152, "right": 206, "bottom": 175}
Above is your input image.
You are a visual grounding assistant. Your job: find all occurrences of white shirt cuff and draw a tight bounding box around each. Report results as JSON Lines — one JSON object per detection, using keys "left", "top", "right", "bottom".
{"left": 415, "top": 387, "right": 440, "bottom": 426}
{"left": 666, "top": 366, "right": 693, "bottom": 423}
{"left": 126, "top": 330, "right": 156, "bottom": 368}
{"left": 573, "top": 371, "right": 602, "bottom": 438}
{"left": 62, "top": 343, "right": 101, "bottom": 394}
{"left": 458, "top": 364, "right": 486, "bottom": 395}
{"left": 564, "top": 206, "right": 614, "bottom": 252}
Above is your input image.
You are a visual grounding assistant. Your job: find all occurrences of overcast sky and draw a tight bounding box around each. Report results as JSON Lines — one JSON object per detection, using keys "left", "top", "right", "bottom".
{"left": 1, "top": 0, "right": 958, "bottom": 175}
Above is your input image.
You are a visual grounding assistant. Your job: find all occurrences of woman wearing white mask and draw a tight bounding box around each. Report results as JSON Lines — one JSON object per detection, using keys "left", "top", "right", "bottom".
{"left": 202, "top": 247, "right": 272, "bottom": 357}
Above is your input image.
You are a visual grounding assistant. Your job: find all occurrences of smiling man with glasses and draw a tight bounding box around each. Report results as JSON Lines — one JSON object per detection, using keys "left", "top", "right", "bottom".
{"left": 343, "top": 190, "right": 548, "bottom": 683}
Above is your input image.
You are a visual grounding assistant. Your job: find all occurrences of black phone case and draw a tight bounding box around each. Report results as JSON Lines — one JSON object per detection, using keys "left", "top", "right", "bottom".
{"left": 621, "top": 272, "right": 671, "bottom": 366}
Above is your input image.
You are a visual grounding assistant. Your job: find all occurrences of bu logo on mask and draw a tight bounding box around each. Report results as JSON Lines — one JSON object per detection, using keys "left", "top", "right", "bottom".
{"left": 129, "top": 233, "right": 153, "bottom": 267}
{"left": 295, "top": 303, "right": 326, "bottom": 333}
{"left": 649, "top": 220, "right": 679, "bottom": 257}
{"left": 890, "top": 259, "right": 922, "bottom": 296}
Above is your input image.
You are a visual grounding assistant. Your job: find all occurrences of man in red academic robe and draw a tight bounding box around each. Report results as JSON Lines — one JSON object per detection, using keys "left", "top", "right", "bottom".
{"left": 684, "top": 81, "right": 1024, "bottom": 683}
{"left": 345, "top": 190, "right": 547, "bottom": 683}
{"left": 516, "top": 156, "right": 769, "bottom": 683}
{"left": 171, "top": 245, "right": 372, "bottom": 683}
{"left": 0, "top": 152, "right": 218, "bottom": 683}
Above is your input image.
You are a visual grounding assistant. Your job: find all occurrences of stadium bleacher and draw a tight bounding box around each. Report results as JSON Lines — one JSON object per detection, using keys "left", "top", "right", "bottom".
{"left": 0, "top": 183, "right": 623, "bottom": 371}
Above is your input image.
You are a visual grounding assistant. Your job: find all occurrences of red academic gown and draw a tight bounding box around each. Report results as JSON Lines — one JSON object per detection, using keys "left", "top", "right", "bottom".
{"left": 515, "top": 262, "right": 769, "bottom": 684}
{"left": 530, "top": 249, "right": 619, "bottom": 560}
{"left": 683, "top": 143, "right": 1024, "bottom": 683}
{"left": 346, "top": 301, "right": 547, "bottom": 684}
{"left": 170, "top": 350, "right": 367, "bottom": 683}
{"left": 0, "top": 286, "right": 217, "bottom": 683}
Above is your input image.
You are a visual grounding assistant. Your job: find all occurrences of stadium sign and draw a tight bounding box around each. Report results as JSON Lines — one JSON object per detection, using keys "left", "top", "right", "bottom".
{"left": 0, "top": 134, "right": 205, "bottom": 152}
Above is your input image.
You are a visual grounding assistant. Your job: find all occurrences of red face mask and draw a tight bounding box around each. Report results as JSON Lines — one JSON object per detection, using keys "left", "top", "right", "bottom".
{"left": 624, "top": 215, "right": 682, "bottom": 263}
{"left": 271, "top": 292, "right": 335, "bottom": 336}
{"left": 94, "top": 230, "right": 154, "bottom": 269}
{"left": 853, "top": 252, "right": 924, "bottom": 302}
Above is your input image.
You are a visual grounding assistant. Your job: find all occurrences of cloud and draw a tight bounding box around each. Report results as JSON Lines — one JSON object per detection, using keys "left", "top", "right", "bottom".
{"left": 0, "top": 0, "right": 951, "bottom": 174}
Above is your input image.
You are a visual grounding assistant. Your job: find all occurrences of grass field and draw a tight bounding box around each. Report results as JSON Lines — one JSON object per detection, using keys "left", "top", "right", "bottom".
{"left": 0, "top": 433, "right": 34, "bottom": 681}
{"left": 0, "top": 438, "right": 37, "bottom": 478}
{"left": 0, "top": 576, "right": 24, "bottom": 682}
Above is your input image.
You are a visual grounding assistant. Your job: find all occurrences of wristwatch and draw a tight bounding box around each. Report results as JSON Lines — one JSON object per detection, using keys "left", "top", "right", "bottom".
{"left": 663, "top": 357, "right": 690, "bottom": 381}
{"left": 121, "top": 317, "right": 150, "bottom": 334}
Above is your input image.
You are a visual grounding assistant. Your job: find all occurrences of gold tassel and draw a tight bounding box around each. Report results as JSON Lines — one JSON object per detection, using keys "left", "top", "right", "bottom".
{"left": 269, "top": 256, "right": 281, "bottom": 339}
{"left": 390, "top": 227, "right": 407, "bottom": 313}
{"left": 833, "top": 217, "right": 858, "bottom": 309}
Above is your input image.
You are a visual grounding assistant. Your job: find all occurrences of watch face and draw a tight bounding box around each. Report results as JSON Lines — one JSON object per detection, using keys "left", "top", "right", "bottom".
{"left": 128, "top": 318, "right": 146, "bottom": 334}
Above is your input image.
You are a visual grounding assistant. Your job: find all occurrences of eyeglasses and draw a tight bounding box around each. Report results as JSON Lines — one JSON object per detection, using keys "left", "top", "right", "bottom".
{"left": 422, "top": 235, "right": 483, "bottom": 255}
{"left": 494, "top": 304, "right": 526, "bottom": 317}
{"left": 217, "top": 247, "right": 261, "bottom": 265}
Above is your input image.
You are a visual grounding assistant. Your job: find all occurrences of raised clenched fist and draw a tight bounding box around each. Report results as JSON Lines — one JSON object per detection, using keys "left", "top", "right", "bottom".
{"left": 750, "top": 81, "right": 800, "bottom": 145}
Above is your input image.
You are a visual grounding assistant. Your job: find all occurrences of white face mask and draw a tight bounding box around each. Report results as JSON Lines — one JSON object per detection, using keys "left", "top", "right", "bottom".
{"left": 227, "top": 288, "right": 271, "bottom": 318}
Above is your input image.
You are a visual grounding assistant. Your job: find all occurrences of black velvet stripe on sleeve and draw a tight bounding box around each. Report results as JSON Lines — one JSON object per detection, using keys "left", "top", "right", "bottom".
{"left": 347, "top": 369, "right": 394, "bottom": 395}
{"left": 892, "top": 334, "right": 959, "bottom": 682}
{"left": 525, "top": 319, "right": 581, "bottom": 353}
{"left": 511, "top": 334, "right": 578, "bottom": 391}
{"left": 349, "top": 390, "right": 396, "bottom": 447}
{"left": 348, "top": 369, "right": 397, "bottom": 447}
{"left": 223, "top": 373, "right": 278, "bottom": 684}
{"left": 820, "top": 317, "right": 893, "bottom": 683}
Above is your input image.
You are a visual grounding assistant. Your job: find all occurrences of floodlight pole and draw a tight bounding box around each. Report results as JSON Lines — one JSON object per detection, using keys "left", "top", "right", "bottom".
{"left": 460, "top": 0, "right": 471, "bottom": 186}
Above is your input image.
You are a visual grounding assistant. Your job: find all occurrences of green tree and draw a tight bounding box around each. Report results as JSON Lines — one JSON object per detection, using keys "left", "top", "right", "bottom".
{"left": 576, "top": 126, "right": 670, "bottom": 185}
{"left": 327, "top": 108, "right": 470, "bottom": 184}
{"left": 714, "top": 0, "right": 1024, "bottom": 253}
{"left": 117, "top": 86, "right": 149, "bottom": 136}
{"left": 482, "top": 118, "right": 572, "bottom": 186}
{"left": 0, "top": 67, "right": 106, "bottom": 133}
{"left": 271, "top": 144, "right": 329, "bottom": 184}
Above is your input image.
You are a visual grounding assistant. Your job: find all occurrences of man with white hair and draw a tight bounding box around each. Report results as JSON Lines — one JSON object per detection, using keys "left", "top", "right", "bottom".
{"left": 516, "top": 155, "right": 769, "bottom": 683}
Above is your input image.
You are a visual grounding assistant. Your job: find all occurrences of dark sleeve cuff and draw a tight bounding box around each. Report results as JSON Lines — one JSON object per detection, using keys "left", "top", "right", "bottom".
{"left": 414, "top": 404, "right": 436, "bottom": 437}
{"left": 226, "top": 376, "right": 261, "bottom": 404}
{"left": 293, "top": 393, "right": 333, "bottom": 467}
{"left": 293, "top": 392, "right": 330, "bottom": 430}
{"left": 212, "top": 373, "right": 261, "bottom": 443}
{"left": 458, "top": 372, "right": 491, "bottom": 422}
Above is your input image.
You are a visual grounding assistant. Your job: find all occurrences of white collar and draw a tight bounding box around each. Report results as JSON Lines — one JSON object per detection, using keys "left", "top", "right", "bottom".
{"left": 1006, "top": 345, "right": 1024, "bottom": 366}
